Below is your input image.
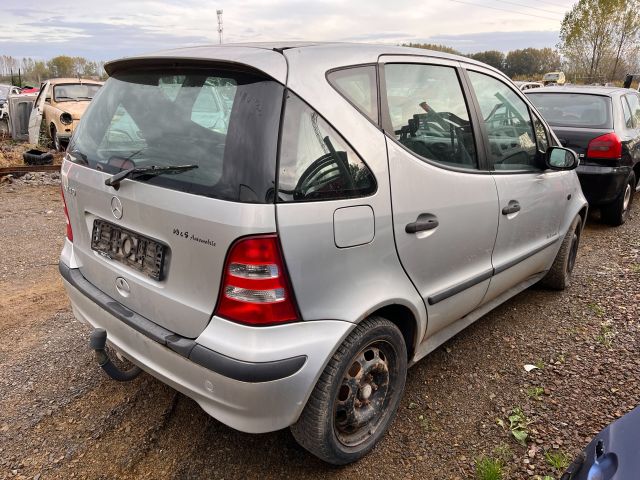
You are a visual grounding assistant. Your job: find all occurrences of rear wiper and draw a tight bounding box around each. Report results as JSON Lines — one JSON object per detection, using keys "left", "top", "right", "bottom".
{"left": 105, "top": 164, "right": 198, "bottom": 188}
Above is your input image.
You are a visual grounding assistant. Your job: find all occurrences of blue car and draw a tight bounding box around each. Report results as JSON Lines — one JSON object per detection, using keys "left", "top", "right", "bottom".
{"left": 562, "top": 405, "right": 640, "bottom": 479}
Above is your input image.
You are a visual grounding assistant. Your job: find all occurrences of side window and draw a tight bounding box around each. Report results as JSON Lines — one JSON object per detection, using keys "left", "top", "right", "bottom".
{"left": 327, "top": 66, "right": 378, "bottom": 123}
{"left": 622, "top": 96, "right": 634, "bottom": 129}
{"left": 468, "top": 71, "right": 539, "bottom": 171}
{"left": 625, "top": 94, "right": 640, "bottom": 128}
{"left": 383, "top": 63, "right": 478, "bottom": 169}
{"left": 532, "top": 114, "right": 549, "bottom": 153}
{"left": 278, "top": 92, "right": 376, "bottom": 202}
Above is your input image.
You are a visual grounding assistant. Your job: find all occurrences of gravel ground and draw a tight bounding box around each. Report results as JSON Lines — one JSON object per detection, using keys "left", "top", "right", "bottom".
{"left": 0, "top": 181, "right": 638, "bottom": 480}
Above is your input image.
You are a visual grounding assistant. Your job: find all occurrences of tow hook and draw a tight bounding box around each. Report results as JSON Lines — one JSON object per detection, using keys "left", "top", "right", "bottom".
{"left": 89, "top": 328, "right": 142, "bottom": 382}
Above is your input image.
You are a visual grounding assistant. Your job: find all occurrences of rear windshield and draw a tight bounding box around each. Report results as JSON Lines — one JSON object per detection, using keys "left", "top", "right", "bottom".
{"left": 68, "top": 67, "right": 283, "bottom": 203}
{"left": 526, "top": 92, "right": 612, "bottom": 129}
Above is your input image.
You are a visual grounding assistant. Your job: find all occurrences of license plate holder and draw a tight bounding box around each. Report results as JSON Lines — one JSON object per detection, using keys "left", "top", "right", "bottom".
{"left": 91, "top": 219, "right": 166, "bottom": 281}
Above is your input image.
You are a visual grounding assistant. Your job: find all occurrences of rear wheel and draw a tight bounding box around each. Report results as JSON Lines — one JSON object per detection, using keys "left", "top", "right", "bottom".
{"left": 602, "top": 172, "right": 635, "bottom": 226}
{"left": 540, "top": 214, "right": 582, "bottom": 290}
{"left": 290, "top": 316, "right": 407, "bottom": 465}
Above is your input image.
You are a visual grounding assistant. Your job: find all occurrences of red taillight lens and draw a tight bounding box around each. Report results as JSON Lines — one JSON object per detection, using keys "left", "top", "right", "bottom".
{"left": 587, "top": 132, "right": 622, "bottom": 159}
{"left": 215, "top": 235, "right": 298, "bottom": 326}
{"left": 61, "top": 187, "right": 73, "bottom": 241}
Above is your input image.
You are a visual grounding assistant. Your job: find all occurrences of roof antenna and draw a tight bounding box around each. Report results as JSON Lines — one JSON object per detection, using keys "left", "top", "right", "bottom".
{"left": 217, "top": 9, "right": 224, "bottom": 44}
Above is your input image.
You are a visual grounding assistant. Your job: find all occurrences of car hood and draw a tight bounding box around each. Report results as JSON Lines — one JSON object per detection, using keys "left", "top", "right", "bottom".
{"left": 57, "top": 101, "right": 91, "bottom": 120}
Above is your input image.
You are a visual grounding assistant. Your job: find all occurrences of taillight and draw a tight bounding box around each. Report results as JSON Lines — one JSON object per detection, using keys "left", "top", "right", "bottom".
{"left": 215, "top": 235, "right": 298, "bottom": 326}
{"left": 587, "top": 132, "right": 622, "bottom": 159}
{"left": 61, "top": 187, "right": 73, "bottom": 241}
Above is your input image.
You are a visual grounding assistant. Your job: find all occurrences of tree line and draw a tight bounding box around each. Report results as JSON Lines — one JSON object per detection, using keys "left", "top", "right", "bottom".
{"left": 404, "top": 43, "right": 563, "bottom": 80}
{"left": 407, "top": 0, "right": 640, "bottom": 84}
{"left": 0, "top": 55, "right": 107, "bottom": 86}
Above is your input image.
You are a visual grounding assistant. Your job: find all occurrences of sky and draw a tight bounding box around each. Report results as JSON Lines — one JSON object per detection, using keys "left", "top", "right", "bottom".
{"left": 1, "top": 0, "right": 577, "bottom": 61}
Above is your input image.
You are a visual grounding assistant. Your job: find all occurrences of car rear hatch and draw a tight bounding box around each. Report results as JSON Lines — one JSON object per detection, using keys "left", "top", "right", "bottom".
{"left": 62, "top": 56, "right": 285, "bottom": 338}
{"left": 526, "top": 91, "right": 614, "bottom": 160}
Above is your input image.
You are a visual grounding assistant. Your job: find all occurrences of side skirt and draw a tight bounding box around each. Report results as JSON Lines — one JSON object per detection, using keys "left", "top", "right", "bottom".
{"left": 409, "top": 271, "right": 547, "bottom": 366}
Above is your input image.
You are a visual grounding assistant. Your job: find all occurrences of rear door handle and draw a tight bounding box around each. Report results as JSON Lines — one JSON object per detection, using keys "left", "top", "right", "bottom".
{"left": 406, "top": 213, "right": 439, "bottom": 233}
{"left": 502, "top": 200, "right": 521, "bottom": 215}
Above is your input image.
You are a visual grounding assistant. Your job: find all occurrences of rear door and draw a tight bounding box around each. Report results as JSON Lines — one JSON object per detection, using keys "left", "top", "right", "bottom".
{"left": 464, "top": 68, "right": 567, "bottom": 303}
{"left": 380, "top": 57, "right": 499, "bottom": 339}
{"left": 62, "top": 65, "right": 285, "bottom": 338}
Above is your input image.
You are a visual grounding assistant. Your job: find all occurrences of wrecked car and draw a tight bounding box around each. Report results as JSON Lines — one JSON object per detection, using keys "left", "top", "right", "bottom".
{"left": 28, "top": 78, "right": 102, "bottom": 150}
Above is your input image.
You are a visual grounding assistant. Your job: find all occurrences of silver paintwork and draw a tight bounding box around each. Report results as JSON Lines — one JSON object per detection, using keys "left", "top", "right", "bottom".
{"left": 61, "top": 43, "right": 588, "bottom": 434}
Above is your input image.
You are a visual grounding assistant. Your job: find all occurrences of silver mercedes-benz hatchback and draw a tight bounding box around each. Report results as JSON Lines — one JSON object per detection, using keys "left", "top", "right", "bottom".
{"left": 59, "top": 43, "right": 587, "bottom": 464}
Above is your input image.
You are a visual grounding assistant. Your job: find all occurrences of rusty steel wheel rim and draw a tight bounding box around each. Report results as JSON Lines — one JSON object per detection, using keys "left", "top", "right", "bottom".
{"left": 333, "top": 341, "right": 394, "bottom": 447}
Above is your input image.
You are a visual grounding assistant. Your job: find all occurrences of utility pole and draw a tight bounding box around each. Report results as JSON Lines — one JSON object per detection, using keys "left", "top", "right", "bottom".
{"left": 217, "top": 10, "right": 224, "bottom": 44}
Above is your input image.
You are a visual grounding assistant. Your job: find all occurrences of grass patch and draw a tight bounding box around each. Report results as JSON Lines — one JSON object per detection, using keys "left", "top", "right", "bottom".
{"left": 545, "top": 450, "right": 571, "bottom": 471}
{"left": 527, "top": 386, "right": 545, "bottom": 400}
{"left": 587, "top": 302, "right": 605, "bottom": 317}
{"left": 475, "top": 456, "right": 503, "bottom": 480}
{"left": 596, "top": 323, "right": 614, "bottom": 347}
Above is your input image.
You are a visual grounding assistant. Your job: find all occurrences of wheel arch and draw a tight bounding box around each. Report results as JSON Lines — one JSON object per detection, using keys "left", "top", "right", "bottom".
{"left": 365, "top": 303, "right": 420, "bottom": 361}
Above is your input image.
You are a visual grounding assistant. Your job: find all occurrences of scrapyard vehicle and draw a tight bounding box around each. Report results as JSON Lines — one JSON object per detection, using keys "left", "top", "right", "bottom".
{"left": 28, "top": 78, "right": 102, "bottom": 150}
{"left": 59, "top": 43, "right": 587, "bottom": 464}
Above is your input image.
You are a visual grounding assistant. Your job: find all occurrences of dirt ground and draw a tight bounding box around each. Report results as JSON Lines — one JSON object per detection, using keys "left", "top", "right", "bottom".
{"left": 0, "top": 138, "right": 63, "bottom": 167}
{"left": 0, "top": 182, "right": 638, "bottom": 480}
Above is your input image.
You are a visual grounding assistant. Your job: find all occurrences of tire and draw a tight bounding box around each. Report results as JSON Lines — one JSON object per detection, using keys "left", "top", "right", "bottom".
{"left": 601, "top": 172, "right": 635, "bottom": 226}
{"left": 290, "top": 316, "right": 407, "bottom": 465}
{"left": 540, "top": 214, "right": 582, "bottom": 290}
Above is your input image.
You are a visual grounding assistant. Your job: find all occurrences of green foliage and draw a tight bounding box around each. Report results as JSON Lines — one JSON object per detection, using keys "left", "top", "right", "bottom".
{"left": 475, "top": 456, "right": 503, "bottom": 480}
{"left": 507, "top": 407, "right": 530, "bottom": 445}
{"left": 545, "top": 450, "right": 571, "bottom": 471}
{"left": 597, "top": 323, "right": 614, "bottom": 347}
{"left": 587, "top": 302, "right": 605, "bottom": 317}
{"left": 559, "top": 0, "right": 640, "bottom": 82}
{"left": 504, "top": 48, "right": 562, "bottom": 79}
{"left": 469, "top": 50, "right": 505, "bottom": 71}
{"left": 527, "top": 386, "right": 545, "bottom": 400}
{"left": 403, "top": 42, "right": 461, "bottom": 55}
{"left": 0, "top": 54, "right": 107, "bottom": 85}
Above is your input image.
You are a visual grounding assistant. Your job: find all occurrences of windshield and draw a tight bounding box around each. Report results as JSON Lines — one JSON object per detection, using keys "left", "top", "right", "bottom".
{"left": 68, "top": 67, "right": 283, "bottom": 203}
{"left": 527, "top": 93, "right": 612, "bottom": 129}
{"left": 0, "top": 86, "right": 9, "bottom": 99}
{"left": 53, "top": 83, "right": 101, "bottom": 101}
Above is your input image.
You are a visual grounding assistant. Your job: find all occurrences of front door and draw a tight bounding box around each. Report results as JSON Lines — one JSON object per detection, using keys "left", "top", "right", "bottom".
{"left": 380, "top": 58, "right": 499, "bottom": 340}
{"left": 28, "top": 82, "right": 48, "bottom": 145}
{"left": 464, "top": 68, "right": 567, "bottom": 303}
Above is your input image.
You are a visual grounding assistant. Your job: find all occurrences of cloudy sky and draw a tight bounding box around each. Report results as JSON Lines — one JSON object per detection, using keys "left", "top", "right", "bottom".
{"left": 1, "top": 0, "right": 576, "bottom": 60}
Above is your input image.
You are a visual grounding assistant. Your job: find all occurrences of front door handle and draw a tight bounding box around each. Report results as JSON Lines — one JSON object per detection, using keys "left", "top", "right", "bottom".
{"left": 502, "top": 200, "right": 521, "bottom": 215}
{"left": 406, "top": 213, "right": 439, "bottom": 233}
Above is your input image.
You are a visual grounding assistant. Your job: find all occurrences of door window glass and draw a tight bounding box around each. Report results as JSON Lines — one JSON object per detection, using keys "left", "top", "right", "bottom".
{"left": 278, "top": 92, "right": 376, "bottom": 202}
{"left": 622, "top": 96, "right": 634, "bottom": 128}
{"left": 532, "top": 114, "right": 549, "bottom": 153}
{"left": 625, "top": 94, "right": 640, "bottom": 128}
{"left": 328, "top": 66, "right": 378, "bottom": 123}
{"left": 383, "top": 64, "right": 478, "bottom": 169}
{"left": 468, "top": 71, "right": 539, "bottom": 171}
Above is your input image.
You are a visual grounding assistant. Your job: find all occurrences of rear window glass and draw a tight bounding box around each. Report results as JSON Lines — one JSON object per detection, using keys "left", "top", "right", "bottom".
{"left": 327, "top": 66, "right": 378, "bottom": 123}
{"left": 526, "top": 93, "right": 612, "bottom": 129}
{"left": 277, "top": 92, "right": 376, "bottom": 202}
{"left": 68, "top": 68, "right": 283, "bottom": 203}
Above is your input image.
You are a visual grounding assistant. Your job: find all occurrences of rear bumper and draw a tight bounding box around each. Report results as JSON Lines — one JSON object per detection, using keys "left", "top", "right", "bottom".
{"left": 60, "top": 256, "right": 353, "bottom": 433}
{"left": 577, "top": 165, "right": 631, "bottom": 206}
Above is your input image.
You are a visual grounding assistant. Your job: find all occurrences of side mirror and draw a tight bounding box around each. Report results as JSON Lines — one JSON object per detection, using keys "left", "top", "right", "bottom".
{"left": 545, "top": 146, "right": 578, "bottom": 170}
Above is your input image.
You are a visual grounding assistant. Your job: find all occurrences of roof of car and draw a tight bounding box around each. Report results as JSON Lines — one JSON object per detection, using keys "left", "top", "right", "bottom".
{"left": 525, "top": 85, "right": 629, "bottom": 96}
{"left": 47, "top": 78, "right": 103, "bottom": 85}
{"left": 104, "top": 42, "right": 500, "bottom": 78}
